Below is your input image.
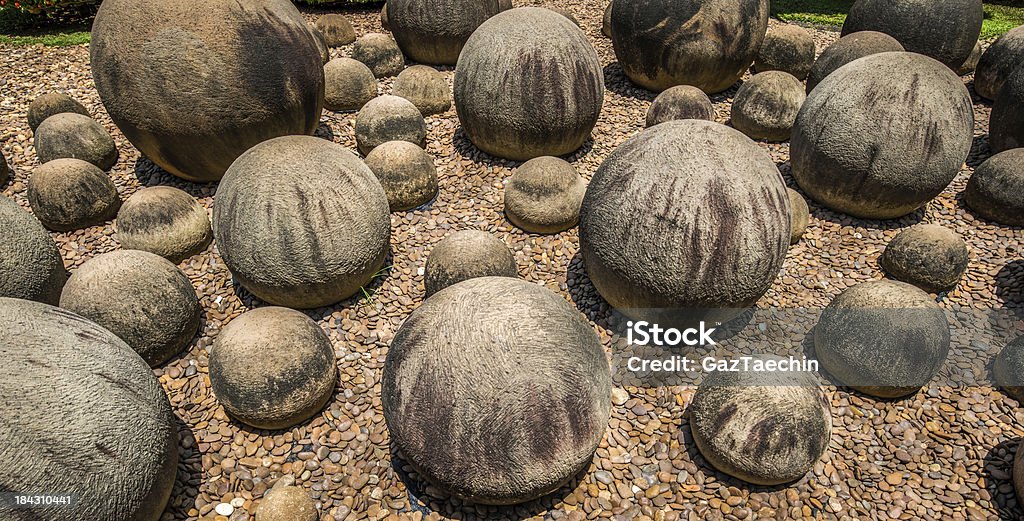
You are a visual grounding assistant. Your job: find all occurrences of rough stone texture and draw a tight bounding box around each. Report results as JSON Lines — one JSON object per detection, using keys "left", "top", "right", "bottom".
{"left": 455, "top": 7, "right": 604, "bottom": 160}
{"left": 602, "top": 1, "right": 612, "bottom": 37}
{"left": 730, "top": 70, "right": 805, "bottom": 142}
{"left": 34, "top": 112, "right": 118, "bottom": 171}
{"left": 363, "top": 140, "right": 438, "bottom": 211}
{"left": 504, "top": 156, "right": 586, "bottom": 234}
{"left": 965, "top": 148, "right": 1024, "bottom": 226}
{"left": 324, "top": 57, "right": 378, "bottom": 112}
{"left": 879, "top": 224, "right": 969, "bottom": 293}
{"left": 387, "top": 0, "right": 506, "bottom": 65}
{"left": 315, "top": 13, "right": 356, "bottom": 47}
{"left": 355, "top": 95, "right": 426, "bottom": 155}
{"left": 209, "top": 306, "right": 337, "bottom": 430}
{"left": 805, "top": 30, "right": 904, "bottom": 93}
{"left": 213, "top": 136, "right": 390, "bottom": 309}
{"left": 27, "top": 158, "right": 121, "bottom": 231}
{"left": 788, "top": 187, "right": 809, "bottom": 244}
{"left": 0, "top": 196, "right": 67, "bottom": 305}
{"left": 89, "top": 0, "right": 324, "bottom": 182}
{"left": 645, "top": 85, "right": 713, "bottom": 127}
{"left": 392, "top": 65, "right": 451, "bottom": 116}
{"left": 990, "top": 64, "right": 1024, "bottom": 153}
{"left": 27, "top": 91, "right": 89, "bottom": 131}
{"left": 610, "top": 0, "right": 769, "bottom": 93}
{"left": 0, "top": 297, "right": 177, "bottom": 521}
{"left": 382, "top": 276, "right": 611, "bottom": 504}
{"left": 254, "top": 478, "right": 318, "bottom": 521}
{"left": 351, "top": 33, "right": 405, "bottom": 78}
{"left": 956, "top": 40, "right": 981, "bottom": 76}
{"left": 753, "top": 24, "right": 815, "bottom": 81}
{"left": 975, "top": 25, "right": 1024, "bottom": 100}
{"left": 116, "top": 186, "right": 213, "bottom": 263}
{"left": 994, "top": 336, "right": 1024, "bottom": 403}
{"left": 423, "top": 230, "right": 517, "bottom": 296}
{"left": 309, "top": 25, "right": 330, "bottom": 65}
{"left": 791, "top": 52, "right": 973, "bottom": 219}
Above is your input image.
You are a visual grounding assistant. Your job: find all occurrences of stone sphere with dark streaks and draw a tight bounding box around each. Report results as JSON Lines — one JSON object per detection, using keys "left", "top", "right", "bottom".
{"left": 730, "top": 70, "right": 805, "bottom": 142}
{"left": 975, "top": 26, "right": 1024, "bottom": 100}
{"left": 116, "top": 186, "right": 213, "bottom": 263}
{"left": 388, "top": 0, "right": 507, "bottom": 65}
{"left": 965, "top": 148, "right": 1024, "bottom": 227}
{"left": 990, "top": 65, "right": 1024, "bottom": 153}
{"left": 364, "top": 140, "right": 438, "bottom": 211}
{"left": 805, "top": 31, "right": 904, "bottom": 93}
{"left": 89, "top": 0, "right": 325, "bottom": 182}
{"left": 35, "top": 113, "right": 118, "bottom": 171}
{"left": 424, "top": 230, "right": 518, "bottom": 296}
{"left": 383, "top": 276, "right": 611, "bottom": 504}
{"left": 393, "top": 65, "right": 451, "bottom": 116}
{"left": 0, "top": 196, "right": 67, "bottom": 305}
{"left": 995, "top": 336, "right": 1024, "bottom": 403}
{"left": 753, "top": 24, "right": 815, "bottom": 80}
{"left": 504, "top": 156, "right": 586, "bottom": 234}
{"left": 645, "top": 85, "right": 713, "bottom": 127}
{"left": 314, "top": 14, "right": 355, "bottom": 47}
{"left": 879, "top": 224, "right": 968, "bottom": 293}
{"left": 27, "top": 91, "right": 90, "bottom": 131}
{"left": 28, "top": 158, "right": 121, "bottom": 232}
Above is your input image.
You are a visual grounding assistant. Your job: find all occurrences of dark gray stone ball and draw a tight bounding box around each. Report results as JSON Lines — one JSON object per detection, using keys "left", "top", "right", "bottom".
{"left": 315, "top": 14, "right": 355, "bottom": 47}
{"left": 355, "top": 95, "right": 426, "bottom": 155}
{"left": 116, "top": 186, "right": 213, "bottom": 263}
{"left": 392, "top": 65, "right": 451, "bottom": 116}
{"left": 27, "top": 91, "right": 90, "bottom": 132}
{"left": 351, "top": 33, "right": 405, "bottom": 78}
{"left": 504, "top": 156, "right": 585, "bottom": 234}
{"left": 645, "top": 85, "right": 713, "bottom": 128}
{"left": 879, "top": 224, "right": 969, "bottom": 293}
{"left": 975, "top": 26, "right": 1024, "bottom": 100}
{"left": 35, "top": 113, "right": 118, "bottom": 171}
{"left": 363, "top": 140, "right": 438, "bottom": 212}
{"left": 424, "top": 230, "right": 517, "bottom": 296}
{"left": 965, "top": 148, "right": 1024, "bottom": 226}
{"left": 996, "top": 336, "right": 1024, "bottom": 403}
{"left": 387, "top": 0, "right": 506, "bottom": 65}
{"left": 754, "top": 24, "right": 816, "bottom": 80}
{"left": 788, "top": 188, "right": 809, "bottom": 244}
{"left": 730, "top": 70, "right": 805, "bottom": 142}
{"left": 0, "top": 196, "right": 67, "bottom": 305}
{"left": 990, "top": 63, "right": 1024, "bottom": 154}
{"left": 28, "top": 158, "right": 121, "bottom": 232}
{"left": 324, "top": 57, "right": 378, "bottom": 112}
{"left": 805, "top": 31, "right": 904, "bottom": 93}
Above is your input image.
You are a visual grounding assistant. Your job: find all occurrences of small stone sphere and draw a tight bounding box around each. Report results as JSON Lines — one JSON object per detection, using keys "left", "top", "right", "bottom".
{"left": 35, "top": 113, "right": 118, "bottom": 171}
{"left": 956, "top": 40, "right": 981, "bottom": 76}
{"left": 27, "top": 158, "right": 121, "bottom": 232}
{"left": 210, "top": 306, "right": 337, "bottom": 430}
{"left": 996, "top": 336, "right": 1024, "bottom": 403}
{"left": 975, "top": 26, "right": 1024, "bottom": 100}
{"left": 255, "top": 480, "right": 318, "bottom": 521}
{"left": 805, "top": 31, "right": 904, "bottom": 93}
{"left": 310, "top": 26, "right": 330, "bottom": 65}
{"left": 315, "top": 13, "right": 356, "bottom": 47}
{"left": 504, "top": 156, "right": 586, "bottom": 234}
{"left": 754, "top": 24, "right": 816, "bottom": 80}
{"left": 351, "top": 33, "right": 405, "bottom": 78}
{"left": 546, "top": 6, "right": 580, "bottom": 26}
{"left": 0, "top": 195, "right": 68, "bottom": 305}
{"left": 324, "top": 57, "right": 379, "bottom": 112}
{"left": 383, "top": 276, "right": 611, "bottom": 504}
{"left": 387, "top": 0, "right": 506, "bottom": 65}
{"left": 814, "top": 279, "right": 950, "bottom": 398}
{"left": 59, "top": 250, "right": 200, "bottom": 367}
{"left": 602, "top": 1, "right": 612, "bottom": 38}
{"left": 392, "top": 65, "right": 451, "bottom": 116}
{"left": 355, "top": 95, "right": 426, "bottom": 155}
{"left": 645, "top": 85, "right": 714, "bottom": 127}
{"left": 0, "top": 150, "right": 9, "bottom": 186}
{"left": 879, "top": 224, "right": 968, "bottom": 293}
{"left": 730, "top": 71, "right": 805, "bottom": 142}
{"left": 424, "top": 230, "right": 517, "bottom": 296}
{"left": 363, "top": 140, "right": 438, "bottom": 211}
{"left": 965, "top": 148, "right": 1024, "bottom": 226}
{"left": 116, "top": 186, "right": 213, "bottom": 263}
{"left": 27, "top": 91, "right": 90, "bottom": 131}
{"left": 990, "top": 64, "right": 1024, "bottom": 153}
{"left": 381, "top": 4, "right": 389, "bottom": 31}
{"left": 788, "top": 188, "right": 809, "bottom": 244}
{"left": 689, "top": 361, "right": 831, "bottom": 485}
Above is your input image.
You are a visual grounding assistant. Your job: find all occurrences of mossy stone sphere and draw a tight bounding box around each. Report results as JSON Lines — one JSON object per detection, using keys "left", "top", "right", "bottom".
{"left": 879, "top": 224, "right": 968, "bottom": 293}
{"left": 392, "top": 65, "right": 451, "bottom": 116}
{"left": 976, "top": 26, "right": 1024, "bottom": 100}
{"left": 324, "top": 57, "right": 378, "bottom": 112}
{"left": 645, "top": 85, "right": 713, "bottom": 128}
{"left": 315, "top": 14, "right": 355, "bottom": 47}
{"left": 28, "top": 158, "right": 121, "bottom": 232}
{"left": 995, "top": 336, "right": 1024, "bottom": 403}
{"left": 27, "top": 92, "right": 90, "bottom": 131}
{"left": 35, "top": 113, "right": 118, "bottom": 171}
{"left": 424, "top": 230, "right": 517, "bottom": 296}
{"left": 965, "top": 148, "right": 1024, "bottom": 226}
{"left": 116, "top": 186, "right": 212, "bottom": 263}
{"left": 788, "top": 188, "right": 809, "bottom": 244}
{"left": 730, "top": 71, "right": 805, "bottom": 142}
{"left": 351, "top": 33, "right": 405, "bottom": 78}
{"left": 364, "top": 140, "right": 438, "bottom": 211}
{"left": 355, "top": 95, "right": 426, "bottom": 155}
{"left": 754, "top": 24, "right": 816, "bottom": 80}
{"left": 504, "top": 156, "right": 585, "bottom": 234}
{"left": 805, "top": 31, "right": 904, "bottom": 93}
{"left": 990, "top": 65, "right": 1024, "bottom": 154}
{"left": 387, "top": 0, "right": 506, "bottom": 65}
{"left": 0, "top": 196, "right": 67, "bottom": 305}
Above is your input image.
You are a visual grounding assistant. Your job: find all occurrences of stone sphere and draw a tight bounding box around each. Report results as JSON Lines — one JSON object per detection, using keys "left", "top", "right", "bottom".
{"left": 310, "top": 26, "right": 330, "bottom": 65}
{"left": 35, "top": 113, "right": 118, "bottom": 171}
{"left": 0, "top": 297, "right": 177, "bottom": 521}
{"left": 995, "top": 336, "right": 1024, "bottom": 403}
{"left": 454, "top": 7, "right": 604, "bottom": 160}
{"left": 645, "top": 85, "right": 714, "bottom": 127}
{"left": 27, "top": 91, "right": 90, "bottom": 131}
{"left": 805, "top": 31, "right": 904, "bottom": 93}
{"left": 754, "top": 24, "right": 816, "bottom": 80}
{"left": 956, "top": 40, "right": 981, "bottom": 76}
{"left": 59, "top": 250, "right": 200, "bottom": 367}
{"left": 213, "top": 136, "right": 390, "bottom": 309}
{"left": 351, "top": 33, "right": 405, "bottom": 78}
{"left": 602, "top": 1, "right": 612, "bottom": 38}
{"left": 90, "top": 0, "right": 324, "bottom": 182}
{"left": 210, "top": 306, "right": 337, "bottom": 430}
{"left": 364, "top": 140, "right": 438, "bottom": 211}
{"left": 255, "top": 479, "right": 318, "bottom": 521}
{"left": 990, "top": 65, "right": 1024, "bottom": 154}
{"left": 788, "top": 188, "right": 809, "bottom": 244}
{"left": 611, "top": 0, "right": 769, "bottom": 93}
{"left": 840, "top": 0, "right": 982, "bottom": 70}
{"left": 355, "top": 95, "right": 427, "bottom": 155}
{"left": 383, "top": 276, "right": 611, "bottom": 504}
{"left": 879, "top": 224, "right": 968, "bottom": 293}
{"left": 1016, "top": 438, "right": 1024, "bottom": 504}
{"left": 0, "top": 150, "right": 8, "bottom": 186}
{"left": 387, "top": 0, "right": 506, "bottom": 65}
{"left": 424, "top": 230, "right": 517, "bottom": 296}
{"left": 730, "top": 71, "right": 805, "bottom": 142}
{"left": 315, "top": 13, "right": 355, "bottom": 47}
{"left": 791, "top": 52, "right": 973, "bottom": 219}
{"left": 504, "top": 156, "right": 586, "bottom": 234}
{"left": 814, "top": 279, "right": 950, "bottom": 398}
{"left": 975, "top": 26, "right": 1024, "bottom": 100}
{"left": 324, "top": 57, "right": 378, "bottom": 112}
{"left": 546, "top": 6, "right": 580, "bottom": 26}
{"left": 116, "top": 186, "right": 213, "bottom": 263}
{"left": 0, "top": 196, "right": 67, "bottom": 305}
{"left": 579, "top": 120, "right": 789, "bottom": 324}
{"left": 689, "top": 361, "right": 831, "bottom": 485}
{"left": 381, "top": 4, "right": 390, "bottom": 31}
{"left": 27, "top": 158, "right": 121, "bottom": 232}
{"left": 965, "top": 148, "right": 1024, "bottom": 226}
{"left": 393, "top": 65, "right": 451, "bottom": 116}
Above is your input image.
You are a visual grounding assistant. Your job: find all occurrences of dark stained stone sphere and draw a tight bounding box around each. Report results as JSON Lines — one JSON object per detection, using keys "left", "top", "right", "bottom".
{"left": 645, "top": 85, "right": 714, "bottom": 128}
{"left": 35, "top": 113, "right": 118, "bottom": 171}
{"left": 387, "top": 0, "right": 506, "bottom": 65}
{"left": 116, "top": 186, "right": 213, "bottom": 263}
{"left": 879, "top": 224, "right": 969, "bottom": 293}
{"left": 27, "top": 91, "right": 90, "bottom": 131}
{"left": 730, "top": 70, "right": 805, "bottom": 142}
{"left": 315, "top": 13, "right": 356, "bottom": 47}
{"left": 965, "top": 148, "right": 1024, "bottom": 227}
{"left": 28, "top": 158, "right": 121, "bottom": 232}
{"left": 788, "top": 188, "right": 809, "bottom": 244}
{"left": 392, "top": 65, "right": 451, "bottom": 116}
{"left": 990, "top": 65, "right": 1024, "bottom": 154}
{"left": 355, "top": 95, "right": 426, "bottom": 155}
{"left": 424, "top": 230, "right": 517, "bottom": 296}
{"left": 324, "top": 57, "right": 378, "bottom": 112}
{"left": 504, "top": 156, "right": 586, "bottom": 234}
{"left": 364, "top": 140, "right": 438, "bottom": 211}
{"left": 805, "top": 31, "right": 904, "bottom": 93}
{"left": 351, "top": 33, "right": 406, "bottom": 78}
{"left": 975, "top": 26, "right": 1024, "bottom": 100}
{"left": 0, "top": 196, "right": 67, "bottom": 305}
{"left": 995, "top": 336, "right": 1024, "bottom": 403}
{"left": 754, "top": 24, "right": 816, "bottom": 81}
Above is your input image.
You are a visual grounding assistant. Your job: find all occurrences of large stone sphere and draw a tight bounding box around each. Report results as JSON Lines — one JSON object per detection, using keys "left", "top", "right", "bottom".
{"left": 28, "top": 158, "right": 121, "bottom": 232}
{"left": 805, "top": 31, "right": 904, "bottom": 93}
{"left": 754, "top": 24, "right": 816, "bottom": 81}
{"left": 879, "top": 224, "right": 969, "bottom": 293}
{"left": 0, "top": 297, "right": 177, "bottom": 521}
{"left": 355, "top": 95, "right": 426, "bottom": 155}
{"left": 579, "top": 120, "right": 790, "bottom": 324}
{"left": 976, "top": 26, "right": 1024, "bottom": 101}
{"left": 209, "top": 306, "right": 337, "bottom": 430}
{"left": 645, "top": 85, "right": 714, "bottom": 128}
{"left": 89, "top": 0, "right": 324, "bottom": 182}
{"left": 392, "top": 65, "right": 451, "bottom": 116}
{"left": 730, "top": 71, "right": 805, "bottom": 142}
{"left": 814, "top": 279, "right": 950, "bottom": 398}
{"left": 791, "top": 52, "right": 973, "bottom": 219}
{"left": 424, "top": 230, "right": 517, "bottom": 296}
{"left": 383, "top": 276, "right": 611, "bottom": 504}
{"left": 315, "top": 13, "right": 355, "bottom": 47}
{"left": 788, "top": 188, "right": 809, "bottom": 244}
{"left": 351, "top": 33, "right": 406, "bottom": 78}
{"left": 27, "top": 91, "right": 90, "bottom": 131}
{"left": 994, "top": 336, "right": 1024, "bottom": 403}
{"left": 364, "top": 140, "right": 438, "bottom": 211}
{"left": 840, "top": 0, "right": 983, "bottom": 70}
{"left": 35, "top": 113, "right": 118, "bottom": 171}
{"left": 965, "top": 148, "right": 1024, "bottom": 226}
{"left": 0, "top": 196, "right": 67, "bottom": 305}
{"left": 213, "top": 136, "right": 390, "bottom": 309}
{"left": 454, "top": 7, "right": 604, "bottom": 160}
{"left": 324, "top": 57, "right": 378, "bottom": 112}
{"left": 990, "top": 65, "right": 1024, "bottom": 154}
{"left": 610, "top": 0, "right": 769, "bottom": 93}
{"left": 116, "top": 186, "right": 213, "bottom": 263}
{"left": 387, "top": 0, "right": 507, "bottom": 65}
{"left": 504, "top": 156, "right": 586, "bottom": 234}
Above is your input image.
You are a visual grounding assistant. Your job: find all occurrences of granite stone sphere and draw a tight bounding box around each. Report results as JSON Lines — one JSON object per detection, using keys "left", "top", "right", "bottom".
{"left": 116, "top": 186, "right": 213, "bottom": 263}
{"left": 27, "top": 91, "right": 89, "bottom": 131}
{"left": 504, "top": 156, "right": 586, "bottom": 234}
{"left": 387, "top": 0, "right": 506, "bottom": 65}
{"left": 990, "top": 65, "right": 1024, "bottom": 154}
{"left": 956, "top": 40, "right": 981, "bottom": 76}
{"left": 730, "top": 70, "right": 805, "bottom": 142}
{"left": 392, "top": 65, "right": 451, "bottom": 116}
{"left": 805, "top": 31, "right": 904, "bottom": 93}
{"left": 754, "top": 24, "right": 816, "bottom": 81}
{"left": 995, "top": 336, "right": 1024, "bottom": 403}
{"left": 210, "top": 306, "right": 337, "bottom": 430}
{"left": 315, "top": 13, "right": 355, "bottom": 47}
{"left": 610, "top": 0, "right": 769, "bottom": 93}
{"left": 965, "top": 149, "right": 1024, "bottom": 226}
{"left": 28, "top": 158, "right": 121, "bottom": 232}
{"left": 454, "top": 7, "right": 604, "bottom": 161}
{"left": 383, "top": 276, "right": 612, "bottom": 504}
{"left": 213, "top": 136, "right": 390, "bottom": 309}
{"left": 879, "top": 224, "right": 969, "bottom": 293}
{"left": 791, "top": 52, "right": 973, "bottom": 219}
{"left": 89, "top": 0, "right": 324, "bottom": 182}
{"left": 579, "top": 120, "right": 790, "bottom": 324}
{"left": 975, "top": 26, "right": 1024, "bottom": 100}
{"left": 0, "top": 297, "right": 177, "bottom": 521}
{"left": 324, "top": 57, "right": 379, "bottom": 112}
{"left": 363, "top": 140, "right": 439, "bottom": 211}
{"left": 788, "top": 188, "right": 809, "bottom": 244}
{"left": 0, "top": 196, "right": 67, "bottom": 305}
{"left": 424, "top": 230, "right": 517, "bottom": 296}
{"left": 840, "top": 0, "right": 982, "bottom": 70}
{"left": 35, "top": 113, "right": 118, "bottom": 171}
{"left": 814, "top": 279, "right": 950, "bottom": 398}
{"left": 351, "top": 33, "right": 406, "bottom": 78}
{"left": 645, "top": 85, "right": 714, "bottom": 127}
{"left": 355, "top": 95, "right": 427, "bottom": 155}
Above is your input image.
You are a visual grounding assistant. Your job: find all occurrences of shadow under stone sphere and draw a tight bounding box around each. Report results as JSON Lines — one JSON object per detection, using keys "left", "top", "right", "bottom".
{"left": 28, "top": 158, "right": 121, "bottom": 232}
{"left": 35, "top": 113, "right": 118, "bottom": 171}
{"left": 645, "top": 85, "right": 713, "bottom": 128}
{"left": 805, "top": 31, "right": 904, "bottom": 93}
{"left": 355, "top": 95, "right": 426, "bottom": 155}
{"left": 504, "top": 156, "right": 586, "bottom": 234}
{"left": 383, "top": 276, "right": 612, "bottom": 504}
{"left": 89, "top": 0, "right": 325, "bottom": 182}
{"left": 0, "top": 196, "right": 67, "bottom": 305}
{"left": 364, "top": 140, "right": 439, "bottom": 211}
{"left": 0, "top": 297, "right": 177, "bottom": 521}
{"left": 975, "top": 26, "right": 1024, "bottom": 101}
{"left": 879, "top": 224, "right": 968, "bottom": 293}
{"left": 990, "top": 65, "right": 1024, "bottom": 154}
{"left": 424, "top": 230, "right": 517, "bottom": 296}
{"left": 995, "top": 336, "right": 1024, "bottom": 403}
{"left": 730, "top": 70, "right": 805, "bottom": 142}
{"left": 116, "top": 186, "right": 213, "bottom": 263}
{"left": 27, "top": 91, "right": 89, "bottom": 131}
{"left": 454, "top": 7, "right": 604, "bottom": 161}
{"left": 965, "top": 148, "right": 1024, "bottom": 227}
{"left": 324, "top": 57, "right": 379, "bottom": 112}
{"left": 387, "top": 0, "right": 506, "bottom": 65}
{"left": 753, "top": 24, "right": 816, "bottom": 81}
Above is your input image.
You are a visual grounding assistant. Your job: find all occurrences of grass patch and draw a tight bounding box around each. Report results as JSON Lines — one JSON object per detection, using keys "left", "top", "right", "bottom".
{"left": 0, "top": 30, "right": 88, "bottom": 46}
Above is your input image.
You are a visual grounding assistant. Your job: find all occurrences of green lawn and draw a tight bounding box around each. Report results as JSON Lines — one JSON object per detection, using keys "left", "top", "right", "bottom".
{"left": 0, "top": 30, "right": 88, "bottom": 46}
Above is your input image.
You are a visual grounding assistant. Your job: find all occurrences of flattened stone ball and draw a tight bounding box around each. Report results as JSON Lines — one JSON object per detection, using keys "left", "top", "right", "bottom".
{"left": 213, "top": 136, "right": 390, "bottom": 309}
{"left": 355, "top": 95, "right": 426, "bottom": 155}
{"left": 805, "top": 31, "right": 904, "bottom": 93}
{"left": 424, "top": 230, "right": 517, "bottom": 296}
{"left": 315, "top": 13, "right": 355, "bottom": 47}
{"left": 455, "top": 7, "right": 604, "bottom": 160}
{"left": 990, "top": 65, "right": 1024, "bottom": 154}
{"left": 645, "top": 85, "right": 713, "bottom": 127}
{"left": 116, "top": 186, "right": 213, "bottom": 263}
{"left": 364, "top": 140, "right": 438, "bottom": 211}
{"left": 0, "top": 297, "right": 177, "bottom": 521}
{"left": 788, "top": 188, "right": 809, "bottom": 244}
{"left": 351, "top": 33, "right": 405, "bottom": 78}
{"left": 965, "top": 148, "right": 1024, "bottom": 226}
{"left": 324, "top": 57, "right": 378, "bottom": 112}
{"left": 28, "top": 158, "right": 121, "bottom": 232}
{"left": 754, "top": 24, "right": 816, "bottom": 80}
{"left": 791, "top": 52, "right": 973, "bottom": 219}
{"left": 956, "top": 40, "right": 981, "bottom": 76}
{"left": 35, "top": 113, "right": 118, "bottom": 171}
{"left": 504, "top": 156, "right": 586, "bottom": 234}
{"left": 393, "top": 65, "right": 451, "bottom": 116}
{"left": 976, "top": 26, "right": 1024, "bottom": 100}
{"left": 210, "top": 306, "right": 337, "bottom": 430}
{"left": 0, "top": 196, "right": 67, "bottom": 305}
{"left": 383, "top": 276, "right": 612, "bottom": 504}
{"left": 387, "top": 0, "right": 506, "bottom": 65}
{"left": 814, "top": 279, "right": 950, "bottom": 398}
{"left": 27, "top": 91, "right": 90, "bottom": 131}
{"left": 730, "top": 71, "right": 805, "bottom": 142}
{"left": 995, "top": 336, "right": 1024, "bottom": 403}
{"left": 879, "top": 224, "right": 968, "bottom": 293}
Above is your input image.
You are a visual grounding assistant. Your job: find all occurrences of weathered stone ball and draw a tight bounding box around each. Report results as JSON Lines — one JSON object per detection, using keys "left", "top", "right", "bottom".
{"left": 995, "top": 336, "right": 1024, "bottom": 403}
{"left": 965, "top": 148, "right": 1024, "bottom": 226}
{"left": 213, "top": 136, "right": 390, "bottom": 309}
{"left": 0, "top": 196, "right": 67, "bottom": 305}
{"left": 324, "top": 57, "right": 378, "bottom": 112}
{"left": 355, "top": 95, "right": 426, "bottom": 155}
{"left": 27, "top": 91, "right": 90, "bottom": 131}
{"left": 975, "top": 26, "right": 1024, "bottom": 100}
{"left": 364, "top": 140, "right": 438, "bottom": 211}
{"left": 805, "top": 31, "right": 904, "bottom": 93}
{"left": 381, "top": 4, "right": 389, "bottom": 31}
{"left": 879, "top": 224, "right": 968, "bottom": 293}
{"left": 791, "top": 52, "right": 973, "bottom": 219}
{"left": 990, "top": 65, "right": 1024, "bottom": 153}
{"left": 27, "top": 158, "right": 121, "bottom": 232}
{"left": 351, "top": 33, "right": 405, "bottom": 78}
{"left": 840, "top": 0, "right": 983, "bottom": 70}
{"left": 424, "top": 230, "right": 517, "bottom": 296}
{"left": 611, "top": 0, "right": 769, "bottom": 93}
{"left": 579, "top": 120, "right": 789, "bottom": 324}
{"left": 90, "top": 0, "right": 324, "bottom": 182}
{"left": 392, "top": 65, "right": 451, "bottom": 116}
{"left": 504, "top": 156, "right": 585, "bottom": 234}
{"left": 788, "top": 188, "right": 809, "bottom": 244}
{"left": 255, "top": 479, "right": 318, "bottom": 521}
{"left": 383, "top": 276, "right": 611, "bottom": 504}
{"left": 730, "top": 71, "right": 805, "bottom": 142}
{"left": 455, "top": 7, "right": 604, "bottom": 160}
{"left": 309, "top": 26, "right": 330, "bottom": 65}
{"left": 387, "top": 0, "right": 506, "bottom": 65}
{"left": 116, "top": 186, "right": 213, "bottom": 263}
{"left": 814, "top": 279, "right": 950, "bottom": 398}
{"left": 602, "top": 1, "right": 612, "bottom": 38}
{"left": 956, "top": 40, "right": 981, "bottom": 76}
{"left": 754, "top": 24, "right": 816, "bottom": 80}
{"left": 0, "top": 297, "right": 177, "bottom": 521}
{"left": 315, "top": 13, "right": 355, "bottom": 47}
{"left": 59, "top": 250, "right": 200, "bottom": 367}
{"left": 35, "top": 113, "right": 118, "bottom": 171}
{"left": 645, "top": 85, "right": 713, "bottom": 127}
{"left": 210, "top": 306, "right": 337, "bottom": 430}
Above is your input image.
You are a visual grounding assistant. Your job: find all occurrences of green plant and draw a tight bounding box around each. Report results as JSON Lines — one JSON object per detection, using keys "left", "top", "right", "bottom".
{"left": 358, "top": 264, "right": 393, "bottom": 308}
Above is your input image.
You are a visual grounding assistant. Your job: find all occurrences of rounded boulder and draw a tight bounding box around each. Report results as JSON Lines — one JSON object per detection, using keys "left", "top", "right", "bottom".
{"left": 995, "top": 336, "right": 1024, "bottom": 403}
{"left": 975, "top": 26, "right": 1024, "bottom": 100}
{"left": 255, "top": 479, "right": 318, "bottom": 521}
{"left": 392, "top": 65, "right": 451, "bottom": 116}
{"left": 355, "top": 95, "right": 426, "bottom": 155}
{"left": 0, "top": 196, "right": 67, "bottom": 305}
{"left": 0, "top": 150, "right": 9, "bottom": 186}
{"left": 788, "top": 188, "right": 809, "bottom": 244}
{"left": 35, "top": 113, "right": 118, "bottom": 171}
{"left": 315, "top": 14, "right": 355, "bottom": 47}
{"left": 28, "top": 158, "right": 121, "bottom": 232}
{"left": 645, "top": 85, "right": 714, "bottom": 127}
{"left": 387, "top": 0, "right": 507, "bottom": 65}
{"left": 805, "top": 31, "right": 904, "bottom": 93}
{"left": 351, "top": 33, "right": 405, "bottom": 78}
{"left": 602, "top": 1, "right": 612, "bottom": 38}
{"left": 27, "top": 92, "right": 90, "bottom": 131}
{"left": 1016, "top": 438, "right": 1024, "bottom": 504}
{"left": 364, "top": 140, "right": 438, "bottom": 211}
{"left": 754, "top": 24, "right": 816, "bottom": 80}
{"left": 310, "top": 26, "right": 330, "bottom": 65}
{"left": 730, "top": 70, "right": 805, "bottom": 142}
{"left": 965, "top": 148, "right": 1024, "bottom": 226}
{"left": 504, "top": 156, "right": 586, "bottom": 234}
{"left": 324, "top": 57, "right": 378, "bottom": 112}
{"left": 879, "top": 224, "right": 968, "bottom": 293}
{"left": 990, "top": 65, "right": 1024, "bottom": 153}
{"left": 116, "top": 186, "right": 213, "bottom": 263}
{"left": 424, "top": 230, "right": 517, "bottom": 296}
